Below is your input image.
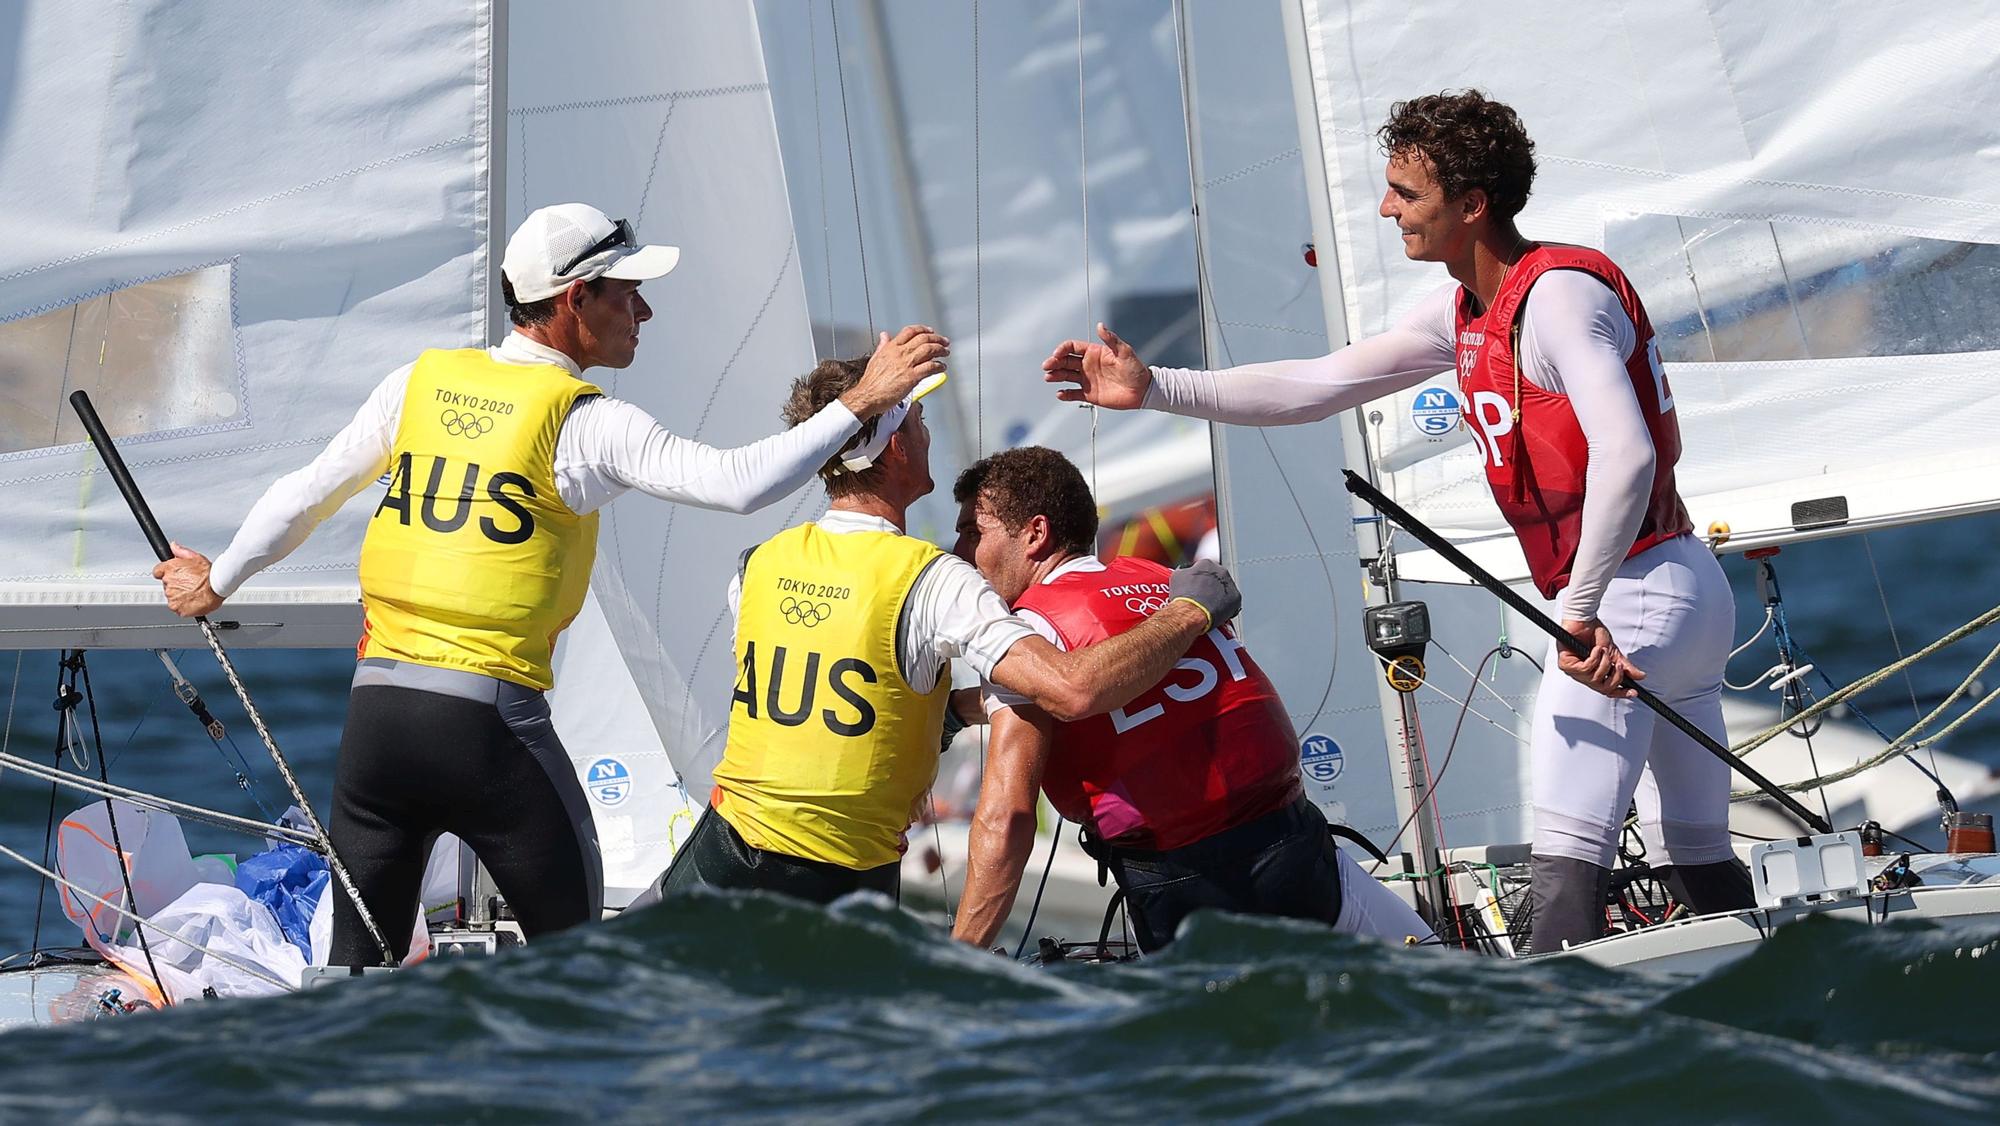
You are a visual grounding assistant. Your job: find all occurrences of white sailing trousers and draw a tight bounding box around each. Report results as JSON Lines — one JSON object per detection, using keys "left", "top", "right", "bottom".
{"left": 1530, "top": 534, "right": 1738, "bottom": 869}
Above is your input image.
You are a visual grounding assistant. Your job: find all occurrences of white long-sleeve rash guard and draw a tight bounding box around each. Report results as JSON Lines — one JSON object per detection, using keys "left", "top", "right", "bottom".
{"left": 208, "top": 333, "right": 862, "bottom": 597}
{"left": 1145, "top": 271, "right": 1658, "bottom": 621}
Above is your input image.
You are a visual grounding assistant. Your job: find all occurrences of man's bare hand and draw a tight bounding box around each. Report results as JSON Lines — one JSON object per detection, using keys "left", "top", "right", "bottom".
{"left": 153, "top": 542, "right": 224, "bottom": 618}
{"left": 1557, "top": 618, "right": 1643, "bottom": 699}
{"left": 1042, "top": 322, "right": 1150, "bottom": 410}
{"left": 839, "top": 324, "right": 950, "bottom": 418}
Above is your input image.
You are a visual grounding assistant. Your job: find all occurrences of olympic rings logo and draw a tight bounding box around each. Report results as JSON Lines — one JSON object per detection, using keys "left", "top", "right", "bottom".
{"left": 1125, "top": 595, "right": 1168, "bottom": 615}
{"left": 441, "top": 409, "right": 495, "bottom": 438}
{"left": 780, "top": 596, "right": 833, "bottom": 627}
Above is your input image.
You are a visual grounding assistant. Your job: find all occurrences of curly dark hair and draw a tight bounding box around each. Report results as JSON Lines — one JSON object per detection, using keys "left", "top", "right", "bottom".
{"left": 952, "top": 446, "right": 1098, "bottom": 557}
{"left": 1377, "top": 89, "right": 1536, "bottom": 221}
{"left": 782, "top": 354, "right": 883, "bottom": 498}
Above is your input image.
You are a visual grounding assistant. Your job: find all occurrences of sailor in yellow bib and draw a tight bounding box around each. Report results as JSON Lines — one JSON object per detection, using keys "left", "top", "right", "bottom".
{"left": 358, "top": 347, "right": 601, "bottom": 689}
{"left": 653, "top": 355, "right": 1246, "bottom": 906}
{"left": 152, "top": 204, "right": 951, "bottom": 965}
{"left": 717, "top": 522, "right": 951, "bottom": 873}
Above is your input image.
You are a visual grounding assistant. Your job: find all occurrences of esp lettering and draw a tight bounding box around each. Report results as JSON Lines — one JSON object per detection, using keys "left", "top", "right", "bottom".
{"left": 1109, "top": 629, "right": 1249, "bottom": 734}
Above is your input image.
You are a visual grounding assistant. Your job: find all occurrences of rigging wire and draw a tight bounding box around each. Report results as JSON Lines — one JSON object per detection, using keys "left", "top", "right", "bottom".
{"left": 1074, "top": 0, "right": 1099, "bottom": 499}
{"left": 0, "top": 651, "right": 18, "bottom": 783}
{"left": 28, "top": 656, "right": 66, "bottom": 956}
{"left": 807, "top": 0, "right": 838, "bottom": 356}
{"left": 828, "top": 0, "right": 875, "bottom": 336}
{"left": 972, "top": 0, "right": 983, "bottom": 456}
{"left": 0, "top": 750, "right": 319, "bottom": 847}
{"left": 1366, "top": 647, "right": 1520, "bottom": 881}
{"left": 1862, "top": 535, "right": 1942, "bottom": 779}
{"left": 154, "top": 649, "right": 279, "bottom": 820}
{"left": 74, "top": 653, "right": 172, "bottom": 1005}
{"left": 1013, "top": 815, "right": 1066, "bottom": 959}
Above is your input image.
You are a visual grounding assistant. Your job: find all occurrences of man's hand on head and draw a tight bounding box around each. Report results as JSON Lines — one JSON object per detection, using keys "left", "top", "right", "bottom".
{"left": 840, "top": 324, "right": 950, "bottom": 418}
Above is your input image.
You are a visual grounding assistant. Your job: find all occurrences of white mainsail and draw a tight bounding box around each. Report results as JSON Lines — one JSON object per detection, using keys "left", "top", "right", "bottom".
{"left": 0, "top": 1, "right": 493, "bottom": 649}
{"left": 0, "top": 0, "right": 820, "bottom": 905}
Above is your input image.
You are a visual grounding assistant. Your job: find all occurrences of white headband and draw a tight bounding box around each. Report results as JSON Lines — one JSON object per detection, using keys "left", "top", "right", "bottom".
{"left": 833, "top": 372, "right": 947, "bottom": 474}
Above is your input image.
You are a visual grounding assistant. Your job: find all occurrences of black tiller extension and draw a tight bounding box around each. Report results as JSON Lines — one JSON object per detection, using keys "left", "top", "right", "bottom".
{"left": 1341, "top": 469, "right": 1833, "bottom": 836}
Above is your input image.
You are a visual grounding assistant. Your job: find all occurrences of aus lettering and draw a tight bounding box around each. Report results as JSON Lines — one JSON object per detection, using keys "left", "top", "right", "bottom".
{"left": 732, "top": 640, "right": 878, "bottom": 736}
{"left": 373, "top": 452, "right": 536, "bottom": 545}
{"left": 1110, "top": 629, "right": 1248, "bottom": 734}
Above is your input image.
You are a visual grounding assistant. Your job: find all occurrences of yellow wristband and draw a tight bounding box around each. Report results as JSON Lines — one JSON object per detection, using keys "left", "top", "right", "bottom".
{"left": 1167, "top": 595, "right": 1212, "bottom": 632}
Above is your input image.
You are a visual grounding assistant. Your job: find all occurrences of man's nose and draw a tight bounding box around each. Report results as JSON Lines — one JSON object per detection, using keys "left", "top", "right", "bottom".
{"left": 635, "top": 293, "right": 653, "bottom": 322}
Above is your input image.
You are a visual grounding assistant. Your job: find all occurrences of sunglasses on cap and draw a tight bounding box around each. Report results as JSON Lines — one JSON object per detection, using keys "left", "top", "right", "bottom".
{"left": 557, "top": 217, "right": 637, "bottom": 277}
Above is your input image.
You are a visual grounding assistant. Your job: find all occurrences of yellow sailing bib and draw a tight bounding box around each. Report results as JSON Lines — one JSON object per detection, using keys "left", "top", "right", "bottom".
{"left": 356, "top": 348, "right": 600, "bottom": 690}
{"left": 712, "top": 522, "right": 950, "bottom": 869}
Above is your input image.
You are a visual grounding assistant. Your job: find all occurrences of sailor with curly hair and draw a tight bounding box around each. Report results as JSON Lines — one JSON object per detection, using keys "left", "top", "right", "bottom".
{"left": 1042, "top": 89, "right": 1753, "bottom": 953}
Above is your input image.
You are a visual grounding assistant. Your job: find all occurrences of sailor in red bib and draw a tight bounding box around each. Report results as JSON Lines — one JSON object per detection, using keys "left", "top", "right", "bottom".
{"left": 1043, "top": 90, "right": 1754, "bottom": 953}
{"left": 946, "top": 447, "right": 1430, "bottom": 953}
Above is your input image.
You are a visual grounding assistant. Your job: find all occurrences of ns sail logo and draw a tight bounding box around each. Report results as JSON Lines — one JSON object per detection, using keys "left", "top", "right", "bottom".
{"left": 1410, "top": 386, "right": 1462, "bottom": 437}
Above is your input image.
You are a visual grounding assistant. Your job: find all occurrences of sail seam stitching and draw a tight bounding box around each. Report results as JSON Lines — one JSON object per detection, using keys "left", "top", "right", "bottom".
{"left": 0, "top": 138, "right": 473, "bottom": 287}
{"left": 508, "top": 84, "right": 766, "bottom": 117}
{"left": 1201, "top": 148, "right": 1302, "bottom": 190}
{"left": 3, "top": 434, "right": 331, "bottom": 485}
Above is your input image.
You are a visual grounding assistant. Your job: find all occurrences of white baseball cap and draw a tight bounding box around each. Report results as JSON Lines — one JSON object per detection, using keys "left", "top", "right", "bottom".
{"left": 502, "top": 203, "right": 681, "bottom": 303}
{"left": 833, "top": 372, "right": 948, "bottom": 474}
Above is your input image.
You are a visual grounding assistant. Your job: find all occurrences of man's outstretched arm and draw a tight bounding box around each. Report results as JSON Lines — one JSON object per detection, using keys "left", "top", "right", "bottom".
{"left": 1042, "top": 286, "right": 1457, "bottom": 425}
{"left": 952, "top": 704, "right": 1055, "bottom": 950}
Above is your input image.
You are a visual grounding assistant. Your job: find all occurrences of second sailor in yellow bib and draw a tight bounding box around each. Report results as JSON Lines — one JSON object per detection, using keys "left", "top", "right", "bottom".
{"left": 656, "top": 354, "right": 1248, "bottom": 905}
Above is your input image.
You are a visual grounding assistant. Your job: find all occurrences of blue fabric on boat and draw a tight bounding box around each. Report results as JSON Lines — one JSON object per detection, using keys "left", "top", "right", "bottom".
{"left": 234, "top": 844, "right": 330, "bottom": 956}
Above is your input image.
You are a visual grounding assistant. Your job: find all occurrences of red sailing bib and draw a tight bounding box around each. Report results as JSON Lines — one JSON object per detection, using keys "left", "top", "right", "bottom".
{"left": 1453, "top": 243, "right": 1692, "bottom": 599}
{"left": 1013, "top": 556, "right": 1302, "bottom": 850}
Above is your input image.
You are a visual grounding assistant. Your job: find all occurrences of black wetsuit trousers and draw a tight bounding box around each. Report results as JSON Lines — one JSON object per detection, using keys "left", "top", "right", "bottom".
{"left": 1094, "top": 795, "right": 1344, "bottom": 953}
{"left": 328, "top": 662, "right": 602, "bottom": 966}
{"left": 652, "top": 807, "right": 900, "bottom": 906}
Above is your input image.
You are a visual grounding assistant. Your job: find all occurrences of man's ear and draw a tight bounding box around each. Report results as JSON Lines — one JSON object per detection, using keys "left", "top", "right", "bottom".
{"left": 1023, "top": 514, "right": 1054, "bottom": 559}
{"left": 1457, "top": 186, "right": 1490, "bottom": 226}
{"left": 880, "top": 426, "right": 909, "bottom": 470}
{"left": 561, "top": 278, "right": 592, "bottom": 312}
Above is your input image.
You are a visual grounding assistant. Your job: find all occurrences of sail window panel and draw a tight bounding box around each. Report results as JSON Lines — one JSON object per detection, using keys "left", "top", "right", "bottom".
{"left": 1607, "top": 215, "right": 2000, "bottom": 364}
{"left": 0, "top": 265, "right": 240, "bottom": 458}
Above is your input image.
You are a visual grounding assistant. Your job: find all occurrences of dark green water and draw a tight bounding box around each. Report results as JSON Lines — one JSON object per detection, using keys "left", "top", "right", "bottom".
{"left": 1, "top": 897, "right": 1997, "bottom": 1123}
{"left": 1, "top": 514, "right": 1996, "bottom": 1120}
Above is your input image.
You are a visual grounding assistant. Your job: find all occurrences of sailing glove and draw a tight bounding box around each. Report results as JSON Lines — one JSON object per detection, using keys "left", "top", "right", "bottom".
{"left": 1168, "top": 558, "right": 1241, "bottom": 628}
